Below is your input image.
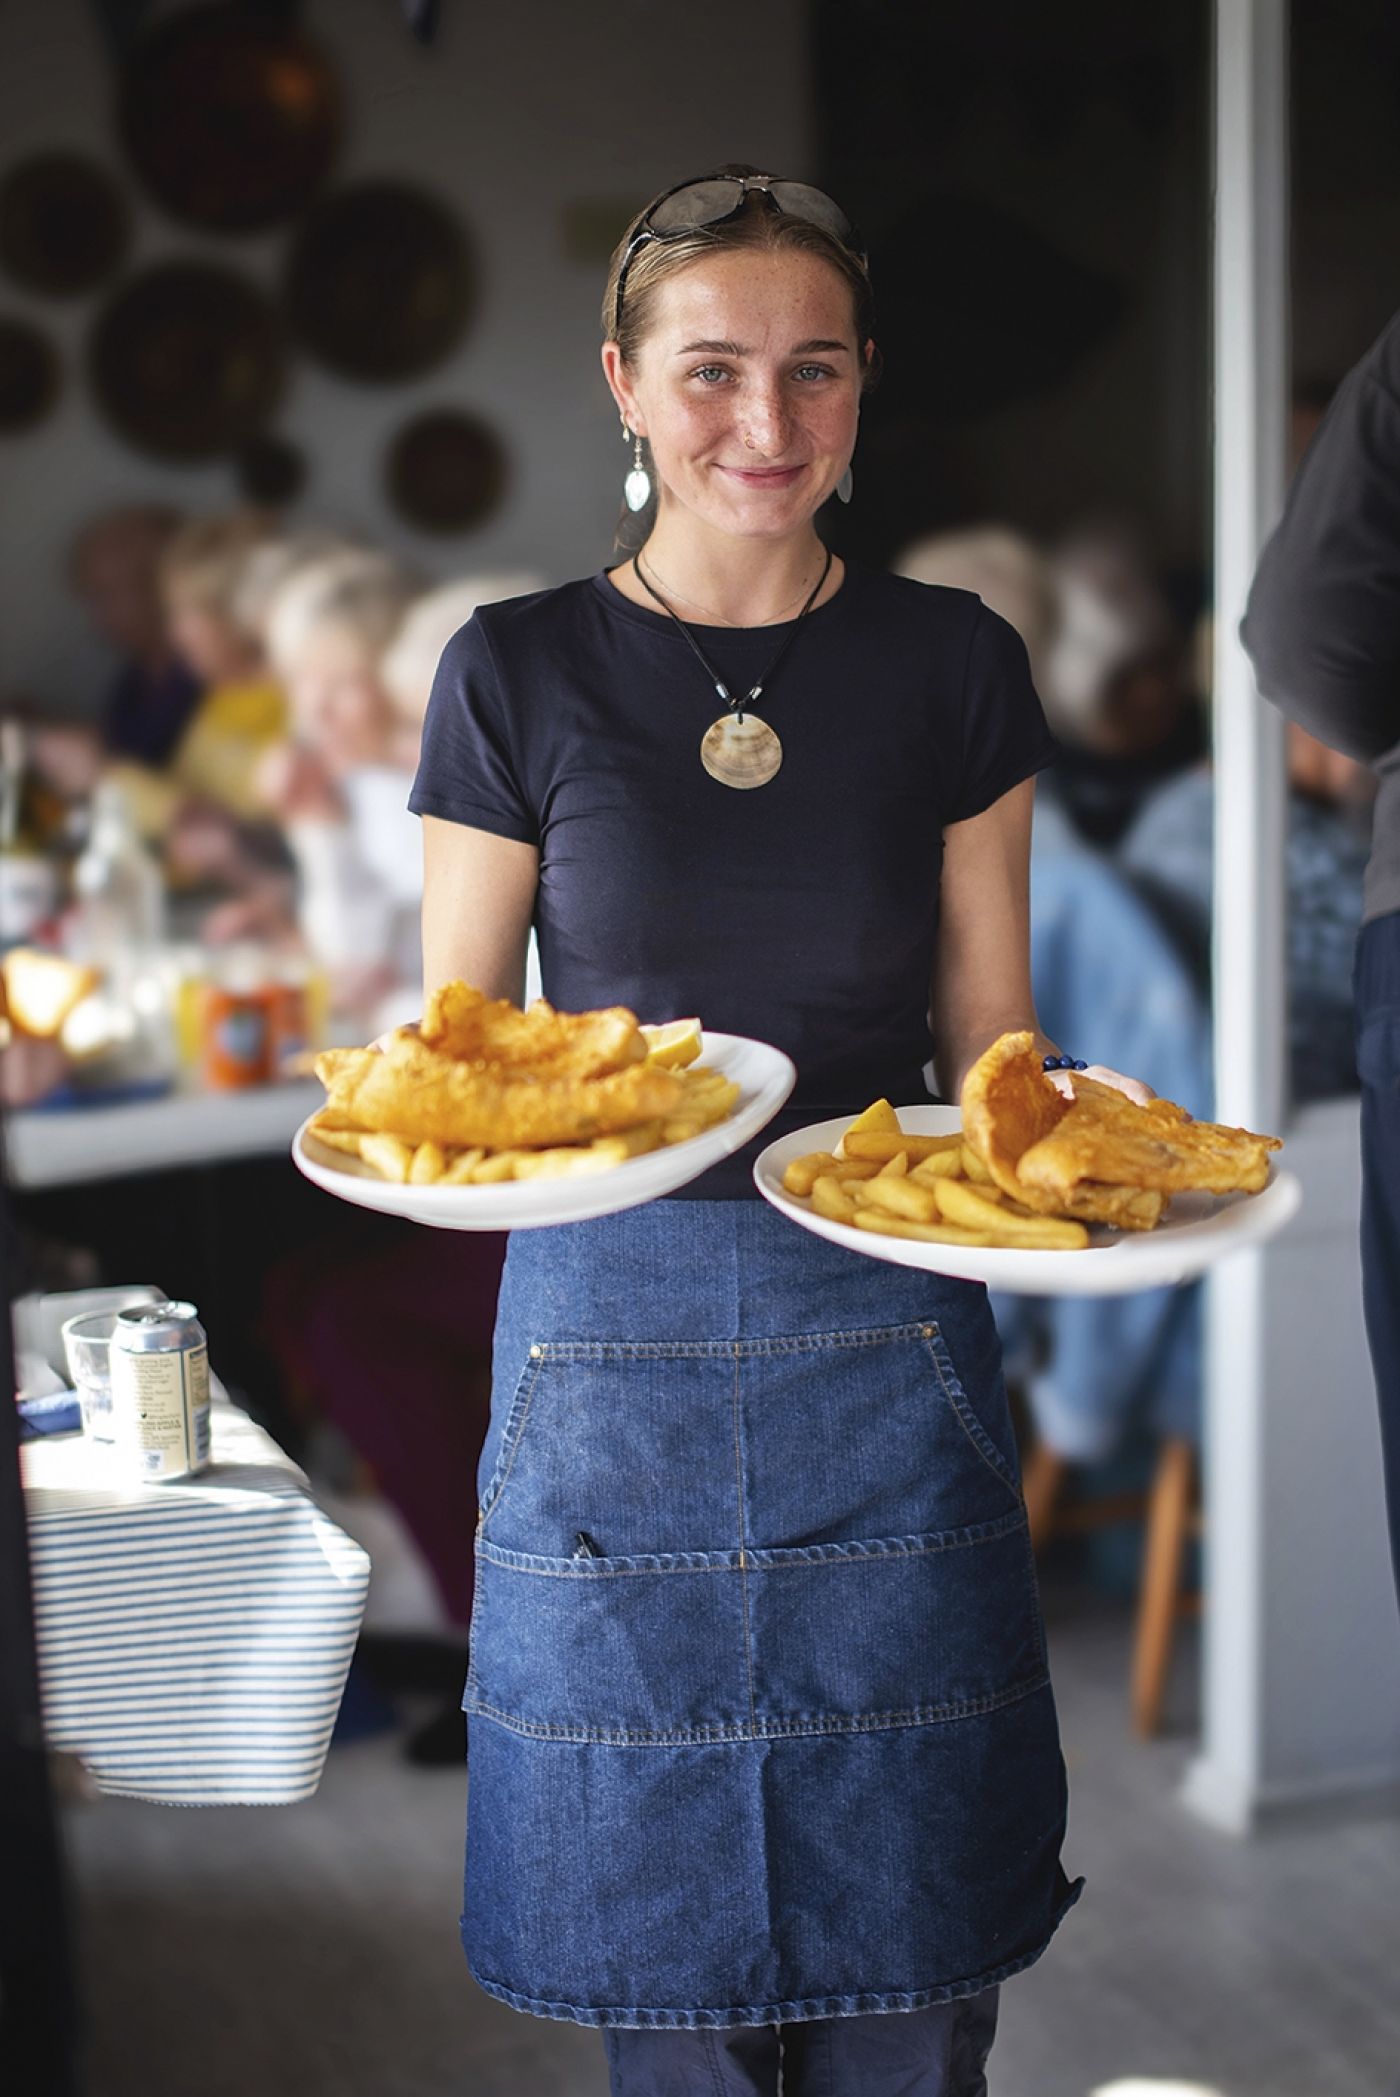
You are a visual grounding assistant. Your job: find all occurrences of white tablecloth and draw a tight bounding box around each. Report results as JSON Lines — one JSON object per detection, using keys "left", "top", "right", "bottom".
{"left": 22, "top": 1393, "right": 370, "bottom": 1806}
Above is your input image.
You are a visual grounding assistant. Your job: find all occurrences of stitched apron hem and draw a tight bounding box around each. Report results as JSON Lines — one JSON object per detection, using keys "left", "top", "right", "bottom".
{"left": 464, "top": 1876, "right": 1084, "bottom": 2029}
{"left": 462, "top": 1666, "right": 1050, "bottom": 1745}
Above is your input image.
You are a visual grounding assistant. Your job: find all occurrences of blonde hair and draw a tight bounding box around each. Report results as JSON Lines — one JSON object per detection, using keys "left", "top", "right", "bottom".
{"left": 233, "top": 530, "right": 363, "bottom": 643}
{"left": 381, "top": 573, "right": 544, "bottom": 724}
{"left": 602, "top": 165, "right": 876, "bottom": 378}
{"left": 265, "top": 550, "right": 418, "bottom": 678}
{"left": 894, "top": 528, "right": 1058, "bottom": 687}
{"left": 157, "top": 510, "right": 281, "bottom": 640}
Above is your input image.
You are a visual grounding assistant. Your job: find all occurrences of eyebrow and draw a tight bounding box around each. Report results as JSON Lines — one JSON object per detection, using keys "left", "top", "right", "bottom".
{"left": 674, "top": 338, "right": 852, "bottom": 357}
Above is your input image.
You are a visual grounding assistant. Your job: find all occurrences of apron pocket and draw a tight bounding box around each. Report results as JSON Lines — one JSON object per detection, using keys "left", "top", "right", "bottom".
{"left": 478, "top": 1342, "right": 750, "bottom": 1561}
{"left": 920, "top": 1323, "right": 1023, "bottom": 1501}
{"left": 745, "top": 1514, "right": 1045, "bottom": 1730}
{"left": 467, "top": 1513, "right": 1046, "bottom": 1742}
{"left": 466, "top": 1542, "right": 752, "bottom": 1740}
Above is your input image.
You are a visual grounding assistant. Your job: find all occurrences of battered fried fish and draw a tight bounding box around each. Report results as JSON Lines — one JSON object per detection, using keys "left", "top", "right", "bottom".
{"left": 1016, "top": 1079, "right": 1281, "bottom": 1202}
{"left": 420, "top": 981, "right": 647, "bottom": 1079}
{"left": 316, "top": 1031, "right": 683, "bottom": 1150}
{"left": 960, "top": 1032, "right": 1167, "bottom": 1231}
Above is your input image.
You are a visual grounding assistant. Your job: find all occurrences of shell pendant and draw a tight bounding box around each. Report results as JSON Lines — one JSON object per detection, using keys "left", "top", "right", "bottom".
{"left": 700, "top": 711, "right": 783, "bottom": 789}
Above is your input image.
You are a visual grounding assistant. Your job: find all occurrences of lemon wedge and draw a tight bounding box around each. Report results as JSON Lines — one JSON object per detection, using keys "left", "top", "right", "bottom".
{"left": 834, "top": 1096, "right": 901, "bottom": 1158}
{"left": 642, "top": 1018, "right": 703, "bottom": 1069}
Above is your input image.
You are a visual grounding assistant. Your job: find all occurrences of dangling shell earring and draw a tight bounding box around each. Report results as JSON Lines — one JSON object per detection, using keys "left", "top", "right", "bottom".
{"left": 836, "top": 465, "right": 854, "bottom": 505}
{"left": 623, "top": 424, "right": 652, "bottom": 513}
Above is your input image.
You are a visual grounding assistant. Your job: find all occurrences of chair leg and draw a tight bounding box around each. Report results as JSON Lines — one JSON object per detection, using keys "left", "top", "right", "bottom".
{"left": 1022, "top": 1443, "right": 1068, "bottom": 1551}
{"left": 1131, "top": 1437, "right": 1196, "bottom": 1738}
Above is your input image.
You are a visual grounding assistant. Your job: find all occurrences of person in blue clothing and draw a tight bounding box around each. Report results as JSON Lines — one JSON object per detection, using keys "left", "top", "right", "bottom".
{"left": 408, "top": 165, "right": 1149, "bottom": 2097}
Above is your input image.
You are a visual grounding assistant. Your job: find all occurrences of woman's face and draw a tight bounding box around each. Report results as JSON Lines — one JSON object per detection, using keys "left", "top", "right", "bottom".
{"left": 167, "top": 600, "right": 256, "bottom": 684}
{"left": 285, "top": 630, "right": 395, "bottom": 771}
{"left": 605, "top": 247, "right": 868, "bottom": 544}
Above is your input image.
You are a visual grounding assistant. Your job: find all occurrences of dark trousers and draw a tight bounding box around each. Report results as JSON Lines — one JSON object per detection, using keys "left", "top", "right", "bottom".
{"left": 601, "top": 1990, "right": 999, "bottom": 2096}
{"left": 1356, "top": 910, "right": 1400, "bottom": 1606}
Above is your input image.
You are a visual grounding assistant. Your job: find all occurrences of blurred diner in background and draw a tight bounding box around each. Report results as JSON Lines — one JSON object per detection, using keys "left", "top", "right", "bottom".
{"left": 1, "top": 510, "right": 543, "bottom": 1104}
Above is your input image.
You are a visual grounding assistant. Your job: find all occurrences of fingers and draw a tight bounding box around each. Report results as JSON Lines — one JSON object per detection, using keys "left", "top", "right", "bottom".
{"left": 1080, "top": 1064, "right": 1157, "bottom": 1105}
{"left": 1044, "top": 1065, "right": 1157, "bottom": 1106}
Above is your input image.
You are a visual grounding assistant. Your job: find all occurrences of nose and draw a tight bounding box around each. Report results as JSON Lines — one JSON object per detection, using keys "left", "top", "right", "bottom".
{"left": 742, "top": 379, "right": 792, "bottom": 457}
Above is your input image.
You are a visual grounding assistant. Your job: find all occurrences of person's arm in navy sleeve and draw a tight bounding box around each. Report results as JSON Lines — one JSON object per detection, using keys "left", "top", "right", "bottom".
{"left": 410, "top": 613, "right": 539, "bottom": 1003}
{"left": 1242, "top": 311, "right": 1400, "bottom": 762}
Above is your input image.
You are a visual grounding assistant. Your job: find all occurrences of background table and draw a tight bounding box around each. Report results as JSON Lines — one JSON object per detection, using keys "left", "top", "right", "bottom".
{"left": 6, "top": 1078, "right": 356, "bottom": 1441}
{"left": 22, "top": 1389, "right": 370, "bottom": 1805}
{"left": 6, "top": 1079, "right": 321, "bottom": 1190}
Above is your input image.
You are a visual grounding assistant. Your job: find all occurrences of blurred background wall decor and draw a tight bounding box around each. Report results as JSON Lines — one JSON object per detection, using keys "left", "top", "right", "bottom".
{"left": 0, "top": 0, "right": 810, "bottom": 710}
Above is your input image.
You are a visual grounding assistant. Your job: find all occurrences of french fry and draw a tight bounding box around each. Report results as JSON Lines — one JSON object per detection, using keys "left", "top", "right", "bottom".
{"left": 512, "top": 1140, "right": 630, "bottom": 1179}
{"left": 468, "top": 1150, "right": 526, "bottom": 1184}
{"left": 990, "top": 1219, "right": 1092, "bottom": 1250}
{"left": 438, "top": 1147, "right": 487, "bottom": 1184}
{"left": 359, "top": 1133, "right": 414, "bottom": 1182}
{"left": 408, "top": 1141, "right": 449, "bottom": 1184}
{"left": 909, "top": 1148, "right": 966, "bottom": 1183}
{"left": 784, "top": 1151, "right": 842, "bottom": 1196}
{"left": 606, "top": 1119, "right": 665, "bottom": 1158}
{"left": 844, "top": 1130, "right": 965, "bottom": 1165}
{"left": 851, "top": 1210, "right": 994, "bottom": 1247}
{"left": 961, "top": 1144, "right": 995, "bottom": 1185}
{"left": 935, "top": 1178, "right": 1089, "bottom": 1249}
{"left": 874, "top": 1150, "right": 910, "bottom": 1178}
{"left": 810, "top": 1174, "right": 863, "bottom": 1224}
{"left": 307, "top": 1116, "right": 373, "bottom": 1157}
{"left": 857, "top": 1174, "right": 943, "bottom": 1224}
{"left": 661, "top": 1070, "right": 739, "bottom": 1145}
{"left": 934, "top": 1181, "right": 1016, "bottom": 1230}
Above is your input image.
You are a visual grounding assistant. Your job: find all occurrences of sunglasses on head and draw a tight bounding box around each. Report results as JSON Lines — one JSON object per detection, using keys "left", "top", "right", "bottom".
{"left": 611, "top": 174, "right": 866, "bottom": 338}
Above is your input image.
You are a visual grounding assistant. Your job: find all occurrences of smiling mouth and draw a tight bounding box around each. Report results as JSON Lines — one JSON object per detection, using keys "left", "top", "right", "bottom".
{"left": 720, "top": 463, "right": 806, "bottom": 480}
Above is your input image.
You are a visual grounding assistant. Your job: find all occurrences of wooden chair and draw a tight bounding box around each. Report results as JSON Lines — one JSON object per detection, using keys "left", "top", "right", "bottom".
{"left": 1022, "top": 1437, "right": 1202, "bottom": 1737}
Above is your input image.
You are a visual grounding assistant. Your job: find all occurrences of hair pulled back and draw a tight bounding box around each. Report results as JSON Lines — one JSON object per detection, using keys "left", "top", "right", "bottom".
{"left": 601, "top": 162, "right": 878, "bottom": 390}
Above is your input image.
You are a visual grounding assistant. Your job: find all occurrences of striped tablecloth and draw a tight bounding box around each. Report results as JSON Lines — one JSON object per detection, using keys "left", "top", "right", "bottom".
{"left": 22, "top": 1393, "right": 370, "bottom": 1806}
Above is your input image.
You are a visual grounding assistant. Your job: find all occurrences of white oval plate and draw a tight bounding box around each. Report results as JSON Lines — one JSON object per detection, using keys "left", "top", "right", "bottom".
{"left": 293, "top": 1031, "right": 795, "bottom": 1232}
{"left": 753, "top": 1105, "right": 1302, "bottom": 1296}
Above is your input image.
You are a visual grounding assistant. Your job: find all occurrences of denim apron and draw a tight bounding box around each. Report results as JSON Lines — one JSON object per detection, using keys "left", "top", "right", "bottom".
{"left": 462, "top": 1199, "right": 1081, "bottom": 2030}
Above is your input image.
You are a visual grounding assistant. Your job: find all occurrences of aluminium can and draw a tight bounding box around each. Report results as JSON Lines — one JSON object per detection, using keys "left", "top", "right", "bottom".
{"left": 109, "top": 1300, "right": 211, "bottom": 1481}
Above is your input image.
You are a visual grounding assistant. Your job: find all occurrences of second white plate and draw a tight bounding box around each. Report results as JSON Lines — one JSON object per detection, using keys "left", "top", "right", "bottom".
{"left": 753, "top": 1105, "right": 1301, "bottom": 1296}
{"left": 294, "top": 1030, "right": 796, "bottom": 1231}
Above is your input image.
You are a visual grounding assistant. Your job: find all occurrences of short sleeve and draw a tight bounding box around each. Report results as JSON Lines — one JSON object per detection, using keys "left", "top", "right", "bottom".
{"left": 947, "top": 605, "right": 1060, "bottom": 825}
{"left": 407, "top": 615, "right": 537, "bottom": 844}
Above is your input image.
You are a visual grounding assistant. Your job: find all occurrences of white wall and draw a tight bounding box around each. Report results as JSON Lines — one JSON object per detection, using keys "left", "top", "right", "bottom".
{"left": 1186, "top": 1099, "right": 1400, "bottom": 1828}
{"left": 0, "top": 0, "right": 811, "bottom": 711}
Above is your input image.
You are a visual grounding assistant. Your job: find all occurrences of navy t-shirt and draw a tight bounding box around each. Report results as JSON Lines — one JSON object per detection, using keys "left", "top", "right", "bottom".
{"left": 409, "top": 562, "right": 1057, "bottom": 1195}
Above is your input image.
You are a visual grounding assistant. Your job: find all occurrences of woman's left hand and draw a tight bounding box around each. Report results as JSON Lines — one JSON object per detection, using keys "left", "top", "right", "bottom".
{"left": 1046, "top": 1063, "right": 1157, "bottom": 1106}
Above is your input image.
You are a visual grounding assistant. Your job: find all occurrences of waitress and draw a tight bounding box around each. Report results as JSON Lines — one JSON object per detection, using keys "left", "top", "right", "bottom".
{"left": 410, "top": 165, "right": 1136, "bottom": 2097}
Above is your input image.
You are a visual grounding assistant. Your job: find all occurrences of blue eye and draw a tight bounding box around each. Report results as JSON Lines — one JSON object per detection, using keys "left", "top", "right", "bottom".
{"left": 793, "top": 364, "right": 834, "bottom": 381}
{"left": 691, "top": 365, "right": 730, "bottom": 383}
